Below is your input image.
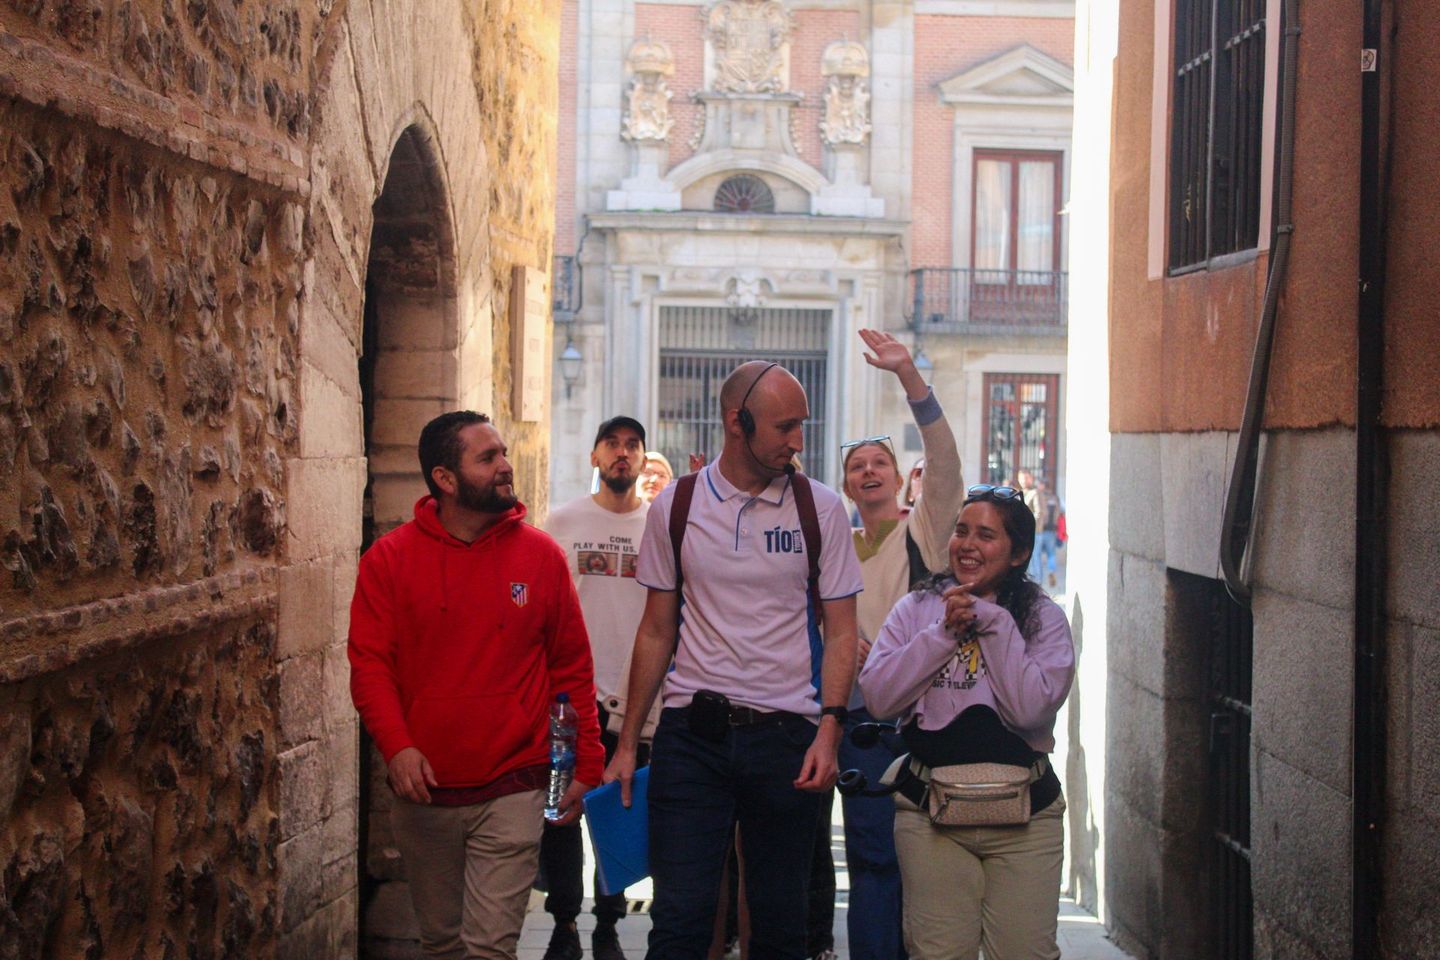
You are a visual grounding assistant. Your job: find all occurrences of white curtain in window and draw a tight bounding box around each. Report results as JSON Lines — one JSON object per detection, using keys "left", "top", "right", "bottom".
{"left": 974, "top": 159, "right": 1011, "bottom": 283}
{"left": 1017, "top": 161, "right": 1055, "bottom": 283}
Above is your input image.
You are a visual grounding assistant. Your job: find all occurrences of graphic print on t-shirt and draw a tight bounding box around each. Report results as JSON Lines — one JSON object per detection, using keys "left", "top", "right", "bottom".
{"left": 573, "top": 534, "right": 640, "bottom": 579}
{"left": 932, "top": 637, "right": 984, "bottom": 691}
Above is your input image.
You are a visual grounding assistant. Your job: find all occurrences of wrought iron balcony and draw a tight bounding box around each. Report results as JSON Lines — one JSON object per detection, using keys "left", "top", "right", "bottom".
{"left": 552, "top": 255, "right": 579, "bottom": 320}
{"left": 910, "top": 268, "right": 1068, "bottom": 333}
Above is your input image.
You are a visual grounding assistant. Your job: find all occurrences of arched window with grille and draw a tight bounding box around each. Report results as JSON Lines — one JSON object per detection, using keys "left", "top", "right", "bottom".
{"left": 714, "top": 175, "right": 775, "bottom": 214}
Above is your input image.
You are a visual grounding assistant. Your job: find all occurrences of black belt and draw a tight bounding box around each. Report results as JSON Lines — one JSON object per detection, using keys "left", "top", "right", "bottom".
{"left": 675, "top": 703, "right": 797, "bottom": 727}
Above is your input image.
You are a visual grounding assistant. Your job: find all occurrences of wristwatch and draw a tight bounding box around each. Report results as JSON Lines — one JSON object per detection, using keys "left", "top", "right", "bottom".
{"left": 820, "top": 705, "right": 850, "bottom": 722}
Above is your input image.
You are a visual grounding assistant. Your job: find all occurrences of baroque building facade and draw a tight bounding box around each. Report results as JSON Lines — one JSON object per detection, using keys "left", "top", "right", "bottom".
{"left": 0, "top": 1, "right": 563, "bottom": 957}
{"left": 549, "top": 0, "right": 1076, "bottom": 503}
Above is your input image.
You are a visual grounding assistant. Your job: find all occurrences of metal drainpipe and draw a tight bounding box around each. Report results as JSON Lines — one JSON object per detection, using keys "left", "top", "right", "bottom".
{"left": 1218, "top": 0, "right": 1301, "bottom": 605}
{"left": 1354, "top": 0, "right": 1391, "bottom": 952}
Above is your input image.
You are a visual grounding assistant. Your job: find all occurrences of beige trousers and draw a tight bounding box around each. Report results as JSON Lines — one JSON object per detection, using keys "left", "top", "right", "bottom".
{"left": 893, "top": 795, "right": 1066, "bottom": 960}
{"left": 389, "top": 790, "right": 546, "bottom": 960}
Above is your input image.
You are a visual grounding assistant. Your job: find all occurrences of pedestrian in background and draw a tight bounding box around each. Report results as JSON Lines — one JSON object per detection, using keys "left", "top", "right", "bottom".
{"left": 1015, "top": 469, "right": 1047, "bottom": 583}
{"left": 540, "top": 416, "right": 660, "bottom": 960}
{"left": 638, "top": 451, "right": 674, "bottom": 502}
{"left": 348, "top": 411, "right": 604, "bottom": 960}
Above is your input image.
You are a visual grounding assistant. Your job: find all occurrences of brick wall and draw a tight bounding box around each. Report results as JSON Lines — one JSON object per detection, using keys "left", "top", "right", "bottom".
{"left": 911, "top": 15, "right": 1076, "bottom": 269}
{"left": 791, "top": 10, "right": 864, "bottom": 167}
{"left": 634, "top": 3, "right": 706, "bottom": 172}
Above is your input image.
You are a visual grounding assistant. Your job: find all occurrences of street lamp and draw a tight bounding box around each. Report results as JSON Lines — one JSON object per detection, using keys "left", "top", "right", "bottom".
{"left": 913, "top": 344, "right": 934, "bottom": 383}
{"left": 559, "top": 335, "right": 583, "bottom": 399}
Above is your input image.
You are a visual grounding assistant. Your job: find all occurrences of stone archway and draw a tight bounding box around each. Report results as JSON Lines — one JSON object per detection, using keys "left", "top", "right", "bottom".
{"left": 362, "top": 123, "right": 462, "bottom": 543}
{"left": 357, "top": 122, "right": 462, "bottom": 956}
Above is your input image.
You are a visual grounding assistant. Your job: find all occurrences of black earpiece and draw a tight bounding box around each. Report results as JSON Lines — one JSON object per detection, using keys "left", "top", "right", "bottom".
{"left": 736, "top": 362, "right": 778, "bottom": 438}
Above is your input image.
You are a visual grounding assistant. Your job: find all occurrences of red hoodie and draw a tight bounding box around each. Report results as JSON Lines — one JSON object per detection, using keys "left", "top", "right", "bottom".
{"left": 348, "top": 496, "right": 604, "bottom": 789}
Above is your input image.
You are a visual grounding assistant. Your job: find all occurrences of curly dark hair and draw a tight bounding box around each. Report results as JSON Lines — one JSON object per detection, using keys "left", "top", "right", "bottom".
{"left": 916, "top": 493, "right": 1046, "bottom": 635}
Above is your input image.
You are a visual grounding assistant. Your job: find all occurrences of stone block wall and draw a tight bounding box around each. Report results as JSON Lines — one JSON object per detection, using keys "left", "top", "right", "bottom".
{"left": 0, "top": 0, "right": 305, "bottom": 946}
{"left": 2, "top": 0, "right": 563, "bottom": 957}
{"left": 1104, "top": 429, "right": 1366, "bottom": 960}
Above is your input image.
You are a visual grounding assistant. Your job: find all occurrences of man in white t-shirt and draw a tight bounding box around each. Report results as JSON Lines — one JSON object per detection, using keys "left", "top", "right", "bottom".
{"left": 539, "top": 416, "right": 656, "bottom": 960}
{"left": 604, "top": 362, "right": 863, "bottom": 959}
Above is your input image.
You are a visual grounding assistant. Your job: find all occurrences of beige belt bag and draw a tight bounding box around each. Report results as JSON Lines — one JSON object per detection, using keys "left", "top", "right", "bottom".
{"left": 920, "top": 758, "right": 1043, "bottom": 827}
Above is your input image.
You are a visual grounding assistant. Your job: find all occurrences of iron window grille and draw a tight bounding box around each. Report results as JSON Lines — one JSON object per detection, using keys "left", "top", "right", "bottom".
{"left": 714, "top": 175, "right": 776, "bottom": 214}
{"left": 980, "top": 373, "right": 1059, "bottom": 492}
{"left": 1169, "top": 0, "right": 1267, "bottom": 272}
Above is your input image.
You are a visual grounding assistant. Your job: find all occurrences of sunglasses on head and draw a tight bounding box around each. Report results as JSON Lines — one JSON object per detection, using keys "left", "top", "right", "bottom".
{"left": 841, "top": 434, "right": 894, "bottom": 453}
{"left": 965, "top": 483, "right": 1024, "bottom": 504}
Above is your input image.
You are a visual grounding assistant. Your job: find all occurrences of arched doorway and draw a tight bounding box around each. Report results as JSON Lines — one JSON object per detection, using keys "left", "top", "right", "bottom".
{"left": 358, "top": 123, "right": 460, "bottom": 956}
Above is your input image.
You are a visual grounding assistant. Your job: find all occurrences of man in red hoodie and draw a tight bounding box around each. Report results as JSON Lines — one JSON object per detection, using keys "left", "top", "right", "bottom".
{"left": 349, "top": 410, "right": 604, "bottom": 960}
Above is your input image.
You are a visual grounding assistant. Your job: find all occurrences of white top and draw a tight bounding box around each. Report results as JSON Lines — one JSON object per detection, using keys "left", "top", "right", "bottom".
{"left": 858, "top": 583, "right": 1074, "bottom": 752}
{"left": 853, "top": 390, "right": 963, "bottom": 645}
{"left": 636, "top": 462, "right": 865, "bottom": 717}
{"left": 544, "top": 495, "right": 659, "bottom": 737}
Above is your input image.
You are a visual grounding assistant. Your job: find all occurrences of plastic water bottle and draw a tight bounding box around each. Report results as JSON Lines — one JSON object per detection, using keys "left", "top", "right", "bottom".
{"left": 543, "top": 692, "right": 578, "bottom": 821}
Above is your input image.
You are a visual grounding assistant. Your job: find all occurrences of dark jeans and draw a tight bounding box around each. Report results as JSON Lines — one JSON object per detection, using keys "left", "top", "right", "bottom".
{"left": 808, "top": 790, "right": 836, "bottom": 954}
{"left": 838, "top": 710, "right": 908, "bottom": 960}
{"left": 647, "top": 707, "right": 823, "bottom": 960}
{"left": 539, "top": 704, "right": 650, "bottom": 926}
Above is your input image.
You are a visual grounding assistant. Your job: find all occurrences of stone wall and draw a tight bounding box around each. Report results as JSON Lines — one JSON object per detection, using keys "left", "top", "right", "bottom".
{"left": 1, "top": 0, "right": 562, "bottom": 956}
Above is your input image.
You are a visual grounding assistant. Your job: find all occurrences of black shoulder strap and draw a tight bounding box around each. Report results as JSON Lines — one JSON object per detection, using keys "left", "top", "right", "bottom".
{"left": 905, "top": 527, "right": 932, "bottom": 591}
{"left": 669, "top": 472, "right": 699, "bottom": 596}
{"left": 789, "top": 473, "right": 823, "bottom": 613}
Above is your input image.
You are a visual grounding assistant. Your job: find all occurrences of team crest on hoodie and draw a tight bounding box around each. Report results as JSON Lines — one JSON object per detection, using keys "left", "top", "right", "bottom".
{"left": 510, "top": 582, "right": 529, "bottom": 607}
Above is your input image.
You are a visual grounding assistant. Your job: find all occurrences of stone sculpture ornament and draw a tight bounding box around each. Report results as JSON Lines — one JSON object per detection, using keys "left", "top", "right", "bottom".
{"left": 820, "top": 40, "right": 871, "bottom": 145}
{"left": 622, "top": 38, "right": 676, "bottom": 141}
{"left": 703, "top": 0, "right": 794, "bottom": 94}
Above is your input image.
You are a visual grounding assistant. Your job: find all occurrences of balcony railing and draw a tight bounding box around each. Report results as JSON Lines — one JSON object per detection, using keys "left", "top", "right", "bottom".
{"left": 910, "top": 268, "right": 1068, "bottom": 332}
{"left": 552, "top": 255, "right": 579, "bottom": 319}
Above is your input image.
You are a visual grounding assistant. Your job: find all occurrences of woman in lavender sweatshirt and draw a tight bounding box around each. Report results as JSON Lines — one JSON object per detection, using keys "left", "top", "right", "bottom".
{"left": 858, "top": 485, "right": 1075, "bottom": 960}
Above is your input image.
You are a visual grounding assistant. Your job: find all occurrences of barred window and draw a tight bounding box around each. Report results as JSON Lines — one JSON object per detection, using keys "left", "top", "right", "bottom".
{"left": 1169, "top": 0, "right": 1267, "bottom": 271}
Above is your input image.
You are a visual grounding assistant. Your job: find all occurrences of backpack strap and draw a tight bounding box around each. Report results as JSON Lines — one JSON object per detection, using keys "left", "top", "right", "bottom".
{"left": 789, "top": 473, "right": 823, "bottom": 613}
{"left": 905, "top": 527, "right": 932, "bottom": 590}
{"left": 669, "top": 472, "right": 699, "bottom": 596}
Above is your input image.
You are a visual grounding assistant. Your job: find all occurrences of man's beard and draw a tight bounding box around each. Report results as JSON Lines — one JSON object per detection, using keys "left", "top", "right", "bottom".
{"left": 456, "top": 474, "right": 518, "bottom": 514}
{"left": 601, "top": 469, "right": 638, "bottom": 495}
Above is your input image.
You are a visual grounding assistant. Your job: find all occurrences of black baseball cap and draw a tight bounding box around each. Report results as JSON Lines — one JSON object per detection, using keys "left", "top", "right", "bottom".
{"left": 593, "top": 416, "right": 647, "bottom": 449}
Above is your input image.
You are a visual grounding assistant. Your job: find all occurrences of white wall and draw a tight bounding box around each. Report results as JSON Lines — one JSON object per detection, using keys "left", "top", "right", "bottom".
{"left": 1061, "top": 0, "right": 1118, "bottom": 920}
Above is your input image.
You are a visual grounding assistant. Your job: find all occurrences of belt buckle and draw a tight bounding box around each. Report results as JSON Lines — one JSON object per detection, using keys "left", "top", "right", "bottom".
{"left": 728, "top": 705, "right": 759, "bottom": 726}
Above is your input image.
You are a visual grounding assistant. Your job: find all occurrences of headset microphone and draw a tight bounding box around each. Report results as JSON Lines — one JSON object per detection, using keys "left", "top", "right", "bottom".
{"left": 736, "top": 362, "right": 778, "bottom": 438}
{"left": 736, "top": 363, "right": 789, "bottom": 477}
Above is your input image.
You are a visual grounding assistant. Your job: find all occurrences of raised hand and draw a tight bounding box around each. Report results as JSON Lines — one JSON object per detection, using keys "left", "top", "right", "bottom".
{"left": 859, "top": 328, "right": 914, "bottom": 373}
{"left": 859, "top": 328, "right": 930, "bottom": 401}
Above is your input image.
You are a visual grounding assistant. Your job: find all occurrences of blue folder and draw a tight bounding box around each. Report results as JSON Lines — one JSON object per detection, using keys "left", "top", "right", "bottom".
{"left": 582, "top": 767, "right": 650, "bottom": 896}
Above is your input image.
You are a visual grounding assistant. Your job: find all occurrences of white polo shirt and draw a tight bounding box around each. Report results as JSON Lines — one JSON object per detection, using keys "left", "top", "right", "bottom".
{"left": 636, "top": 462, "right": 864, "bottom": 717}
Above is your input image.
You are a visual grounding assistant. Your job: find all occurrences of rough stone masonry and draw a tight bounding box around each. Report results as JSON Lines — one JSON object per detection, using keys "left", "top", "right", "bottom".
{"left": 0, "top": 0, "right": 562, "bottom": 956}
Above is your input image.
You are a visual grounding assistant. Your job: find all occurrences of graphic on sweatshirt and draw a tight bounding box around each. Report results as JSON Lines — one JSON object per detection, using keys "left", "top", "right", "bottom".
{"left": 932, "top": 638, "right": 984, "bottom": 691}
{"left": 511, "top": 582, "right": 529, "bottom": 607}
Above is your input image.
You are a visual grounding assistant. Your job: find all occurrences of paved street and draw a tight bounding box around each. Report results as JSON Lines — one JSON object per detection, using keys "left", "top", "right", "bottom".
{"left": 518, "top": 801, "right": 1130, "bottom": 960}
{"left": 519, "top": 896, "right": 1130, "bottom": 960}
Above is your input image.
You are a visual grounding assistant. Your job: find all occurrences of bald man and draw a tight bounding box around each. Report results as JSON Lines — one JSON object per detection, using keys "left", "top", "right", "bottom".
{"left": 605, "top": 362, "right": 863, "bottom": 959}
